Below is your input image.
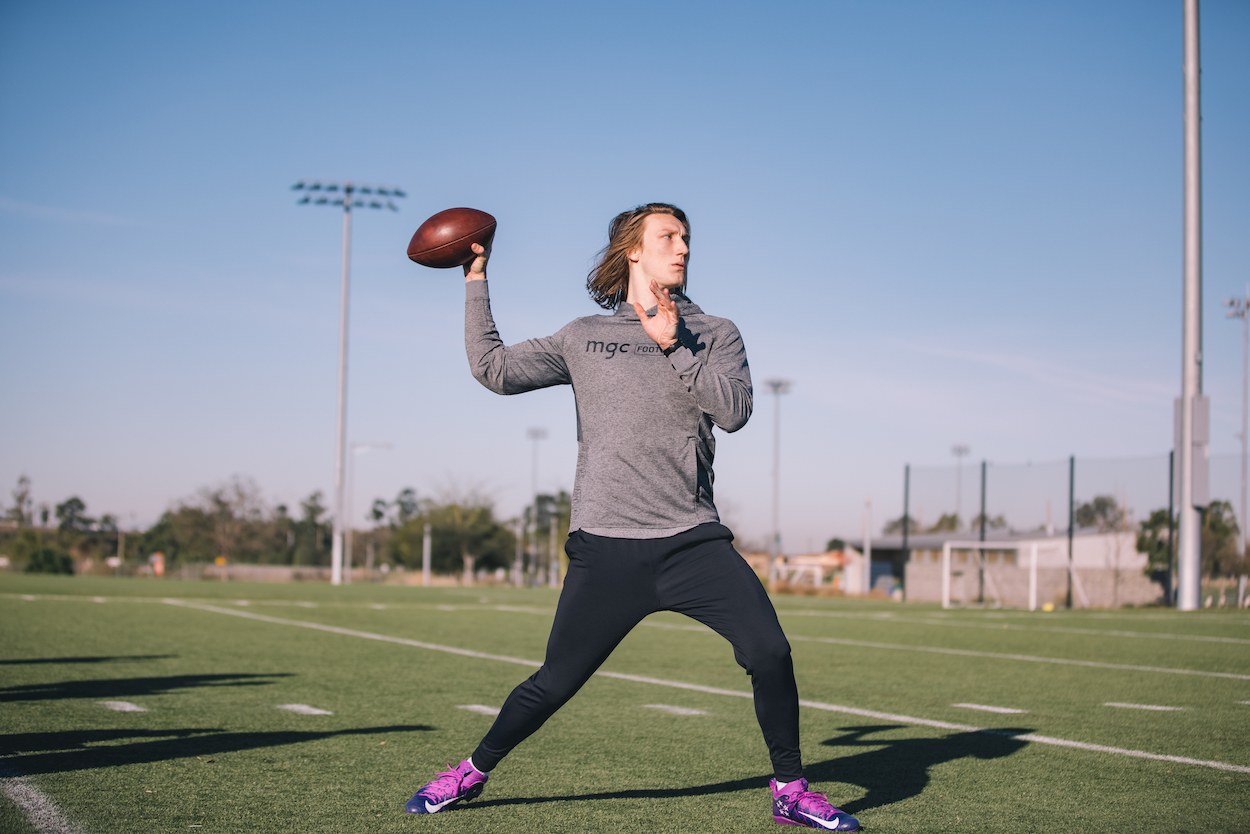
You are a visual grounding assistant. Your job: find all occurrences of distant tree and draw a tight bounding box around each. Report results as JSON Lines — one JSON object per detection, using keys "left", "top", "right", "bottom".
{"left": 193, "top": 477, "right": 267, "bottom": 563}
{"left": 1075, "top": 495, "right": 1124, "bottom": 531}
{"left": 24, "top": 547, "right": 74, "bottom": 574}
{"left": 969, "top": 513, "right": 1007, "bottom": 531}
{"left": 881, "top": 515, "right": 914, "bottom": 536}
{"left": 392, "top": 492, "right": 514, "bottom": 582}
{"left": 294, "top": 491, "right": 329, "bottom": 565}
{"left": 927, "top": 513, "right": 960, "bottom": 533}
{"left": 5, "top": 475, "right": 33, "bottom": 526}
{"left": 1202, "top": 500, "right": 1245, "bottom": 578}
{"left": 55, "top": 497, "right": 94, "bottom": 532}
{"left": 1137, "top": 508, "right": 1172, "bottom": 581}
{"left": 394, "top": 488, "right": 419, "bottom": 525}
{"left": 135, "top": 509, "right": 215, "bottom": 567}
{"left": 825, "top": 537, "right": 846, "bottom": 552}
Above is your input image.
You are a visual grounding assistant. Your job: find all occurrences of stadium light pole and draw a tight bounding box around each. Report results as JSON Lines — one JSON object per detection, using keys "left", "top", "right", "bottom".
{"left": 345, "top": 441, "right": 392, "bottom": 585}
{"left": 765, "top": 379, "right": 792, "bottom": 587}
{"left": 1224, "top": 289, "right": 1249, "bottom": 560}
{"left": 1177, "top": 0, "right": 1203, "bottom": 611}
{"left": 292, "top": 179, "right": 405, "bottom": 586}
{"left": 951, "top": 444, "right": 970, "bottom": 527}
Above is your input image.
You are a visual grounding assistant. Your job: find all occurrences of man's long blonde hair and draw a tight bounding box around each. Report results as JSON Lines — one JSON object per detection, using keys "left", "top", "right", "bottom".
{"left": 586, "top": 203, "right": 689, "bottom": 310}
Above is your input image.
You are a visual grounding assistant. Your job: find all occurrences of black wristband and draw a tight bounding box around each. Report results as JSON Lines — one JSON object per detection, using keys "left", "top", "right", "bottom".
{"left": 662, "top": 341, "right": 681, "bottom": 357}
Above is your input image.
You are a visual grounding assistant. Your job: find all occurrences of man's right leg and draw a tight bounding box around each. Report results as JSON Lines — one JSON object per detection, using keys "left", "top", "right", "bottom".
{"left": 470, "top": 531, "right": 658, "bottom": 770}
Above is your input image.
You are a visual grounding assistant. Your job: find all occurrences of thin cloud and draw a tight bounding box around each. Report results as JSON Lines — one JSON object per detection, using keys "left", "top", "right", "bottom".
{"left": 0, "top": 195, "right": 135, "bottom": 226}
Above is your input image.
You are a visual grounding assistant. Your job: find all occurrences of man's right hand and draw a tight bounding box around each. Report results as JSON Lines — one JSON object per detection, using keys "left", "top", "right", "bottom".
{"left": 464, "top": 242, "right": 490, "bottom": 282}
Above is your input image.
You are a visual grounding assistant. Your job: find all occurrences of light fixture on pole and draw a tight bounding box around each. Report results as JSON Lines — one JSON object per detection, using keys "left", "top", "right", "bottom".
{"left": 764, "top": 379, "right": 792, "bottom": 588}
{"left": 345, "top": 441, "right": 393, "bottom": 585}
{"left": 1225, "top": 288, "right": 1249, "bottom": 561}
{"left": 526, "top": 427, "right": 547, "bottom": 585}
{"left": 293, "top": 179, "right": 405, "bottom": 586}
{"left": 951, "top": 444, "right": 970, "bottom": 528}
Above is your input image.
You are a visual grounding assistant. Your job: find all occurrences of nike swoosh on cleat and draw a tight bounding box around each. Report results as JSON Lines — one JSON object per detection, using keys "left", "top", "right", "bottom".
{"left": 424, "top": 796, "right": 457, "bottom": 813}
{"left": 799, "top": 810, "right": 842, "bottom": 829}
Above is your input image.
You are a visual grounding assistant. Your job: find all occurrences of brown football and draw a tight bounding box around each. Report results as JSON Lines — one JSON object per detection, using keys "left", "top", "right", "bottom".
{"left": 407, "top": 207, "right": 497, "bottom": 268}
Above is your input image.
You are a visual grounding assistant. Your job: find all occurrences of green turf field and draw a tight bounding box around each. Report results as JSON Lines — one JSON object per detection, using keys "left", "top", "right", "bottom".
{"left": 1, "top": 574, "right": 1247, "bottom": 833}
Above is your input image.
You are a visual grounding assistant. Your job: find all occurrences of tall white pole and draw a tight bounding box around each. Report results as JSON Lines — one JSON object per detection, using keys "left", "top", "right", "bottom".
{"left": 1178, "top": 0, "right": 1203, "bottom": 611}
{"left": 330, "top": 193, "right": 352, "bottom": 586}
{"left": 345, "top": 440, "right": 355, "bottom": 586}
{"left": 1241, "top": 288, "right": 1248, "bottom": 560}
{"left": 549, "top": 514, "right": 559, "bottom": 588}
{"left": 514, "top": 517, "right": 523, "bottom": 587}
{"left": 862, "top": 497, "right": 873, "bottom": 596}
{"left": 772, "top": 392, "right": 781, "bottom": 566}
{"left": 346, "top": 441, "right": 391, "bottom": 586}
{"left": 422, "top": 522, "right": 431, "bottom": 587}
{"left": 765, "top": 379, "right": 791, "bottom": 586}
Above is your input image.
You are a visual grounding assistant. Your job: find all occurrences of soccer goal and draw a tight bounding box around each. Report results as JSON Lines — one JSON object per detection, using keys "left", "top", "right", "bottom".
{"left": 939, "top": 540, "right": 1089, "bottom": 611}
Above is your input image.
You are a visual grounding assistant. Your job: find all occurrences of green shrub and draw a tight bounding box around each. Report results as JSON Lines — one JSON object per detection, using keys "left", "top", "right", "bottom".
{"left": 24, "top": 547, "right": 74, "bottom": 575}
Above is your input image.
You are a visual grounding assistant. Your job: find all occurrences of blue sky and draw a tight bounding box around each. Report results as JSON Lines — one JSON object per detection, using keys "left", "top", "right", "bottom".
{"left": 2, "top": 0, "right": 1248, "bottom": 552}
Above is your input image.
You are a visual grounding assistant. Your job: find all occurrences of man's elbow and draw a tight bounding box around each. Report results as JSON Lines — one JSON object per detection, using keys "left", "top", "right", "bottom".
{"left": 718, "top": 405, "right": 752, "bottom": 433}
{"left": 469, "top": 360, "right": 509, "bottom": 395}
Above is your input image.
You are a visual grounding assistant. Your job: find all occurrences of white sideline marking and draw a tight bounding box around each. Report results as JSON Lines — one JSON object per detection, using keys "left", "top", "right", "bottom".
{"left": 458, "top": 704, "right": 501, "bottom": 716}
{"left": 953, "top": 703, "right": 1027, "bottom": 714}
{"left": 642, "top": 704, "right": 708, "bottom": 716}
{"left": 166, "top": 600, "right": 1250, "bottom": 775}
{"left": 1104, "top": 703, "right": 1185, "bottom": 712}
{"left": 782, "top": 609, "right": 1250, "bottom": 645}
{"left": 276, "top": 704, "right": 333, "bottom": 715}
{"left": 98, "top": 700, "right": 147, "bottom": 712}
{"left": 641, "top": 620, "right": 1250, "bottom": 681}
{"left": 0, "top": 765, "right": 88, "bottom": 834}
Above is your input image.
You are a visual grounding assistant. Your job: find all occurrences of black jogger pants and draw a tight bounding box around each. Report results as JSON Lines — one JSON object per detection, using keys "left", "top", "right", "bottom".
{"left": 470, "top": 522, "right": 803, "bottom": 781}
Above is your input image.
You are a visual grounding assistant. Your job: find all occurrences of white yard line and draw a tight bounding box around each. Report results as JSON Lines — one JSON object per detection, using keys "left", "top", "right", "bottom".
{"left": 165, "top": 600, "right": 1250, "bottom": 775}
{"left": 640, "top": 620, "right": 1250, "bottom": 681}
{"left": 276, "top": 704, "right": 333, "bottom": 715}
{"left": 457, "top": 705, "right": 501, "bottom": 716}
{"left": 1104, "top": 703, "right": 1185, "bottom": 711}
{"left": 641, "top": 705, "right": 708, "bottom": 716}
{"left": 952, "top": 703, "right": 1027, "bottom": 714}
{"left": 0, "top": 765, "right": 88, "bottom": 834}
{"left": 97, "top": 700, "right": 146, "bottom": 712}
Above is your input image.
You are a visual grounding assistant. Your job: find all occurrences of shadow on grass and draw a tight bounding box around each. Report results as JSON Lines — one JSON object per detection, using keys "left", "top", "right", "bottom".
{"left": 0, "top": 656, "right": 177, "bottom": 666}
{"left": 810, "top": 725, "right": 1031, "bottom": 815}
{"left": 0, "top": 673, "right": 292, "bottom": 703}
{"left": 0, "top": 725, "right": 435, "bottom": 775}
{"left": 468, "top": 725, "right": 1031, "bottom": 814}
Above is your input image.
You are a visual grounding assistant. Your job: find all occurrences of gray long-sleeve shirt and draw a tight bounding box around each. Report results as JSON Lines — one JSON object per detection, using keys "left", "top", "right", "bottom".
{"left": 465, "top": 279, "right": 753, "bottom": 538}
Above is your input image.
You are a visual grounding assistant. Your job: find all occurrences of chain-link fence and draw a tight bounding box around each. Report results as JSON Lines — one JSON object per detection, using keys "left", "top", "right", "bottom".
{"left": 900, "top": 452, "right": 1246, "bottom": 537}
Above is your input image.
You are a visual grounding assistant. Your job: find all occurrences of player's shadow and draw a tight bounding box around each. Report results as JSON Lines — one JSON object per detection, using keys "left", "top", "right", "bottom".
{"left": 807, "top": 725, "right": 1032, "bottom": 815}
{"left": 0, "top": 725, "right": 435, "bottom": 776}
{"left": 469, "top": 725, "right": 1030, "bottom": 813}
{"left": 0, "top": 673, "right": 292, "bottom": 703}
{"left": 0, "top": 655, "right": 176, "bottom": 666}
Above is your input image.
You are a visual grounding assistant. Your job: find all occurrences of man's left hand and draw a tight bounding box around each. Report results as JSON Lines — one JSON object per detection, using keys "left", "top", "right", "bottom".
{"left": 632, "top": 280, "right": 679, "bottom": 351}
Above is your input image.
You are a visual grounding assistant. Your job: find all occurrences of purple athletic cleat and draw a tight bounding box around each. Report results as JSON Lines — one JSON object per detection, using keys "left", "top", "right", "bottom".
{"left": 405, "top": 759, "right": 489, "bottom": 815}
{"left": 771, "top": 778, "right": 860, "bottom": 831}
